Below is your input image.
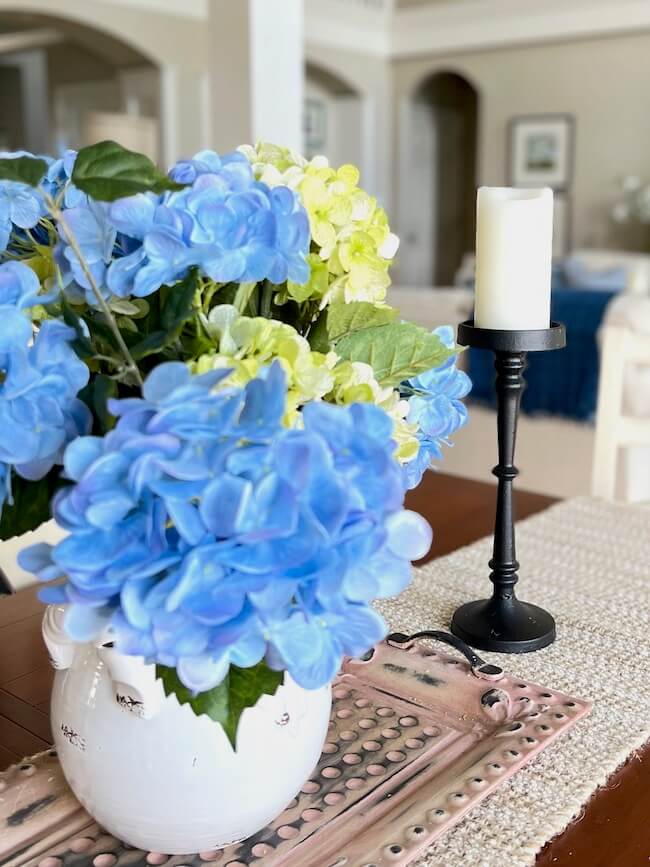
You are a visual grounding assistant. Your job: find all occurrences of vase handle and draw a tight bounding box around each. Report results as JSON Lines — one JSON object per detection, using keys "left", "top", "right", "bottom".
{"left": 42, "top": 606, "right": 165, "bottom": 719}
{"left": 42, "top": 605, "right": 76, "bottom": 671}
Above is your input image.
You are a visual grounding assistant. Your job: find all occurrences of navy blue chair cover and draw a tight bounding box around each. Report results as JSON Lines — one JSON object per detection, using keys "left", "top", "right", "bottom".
{"left": 468, "top": 287, "right": 616, "bottom": 422}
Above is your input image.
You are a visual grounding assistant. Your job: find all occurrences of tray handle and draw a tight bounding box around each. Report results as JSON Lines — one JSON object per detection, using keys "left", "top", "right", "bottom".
{"left": 386, "top": 630, "right": 504, "bottom": 682}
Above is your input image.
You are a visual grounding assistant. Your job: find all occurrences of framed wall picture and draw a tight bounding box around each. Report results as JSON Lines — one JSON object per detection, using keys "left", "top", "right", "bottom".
{"left": 552, "top": 193, "right": 571, "bottom": 258}
{"left": 304, "top": 98, "right": 327, "bottom": 154}
{"left": 508, "top": 114, "right": 575, "bottom": 189}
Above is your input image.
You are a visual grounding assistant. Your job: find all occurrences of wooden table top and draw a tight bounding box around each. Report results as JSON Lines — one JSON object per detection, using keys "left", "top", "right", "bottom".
{"left": 0, "top": 472, "right": 647, "bottom": 866}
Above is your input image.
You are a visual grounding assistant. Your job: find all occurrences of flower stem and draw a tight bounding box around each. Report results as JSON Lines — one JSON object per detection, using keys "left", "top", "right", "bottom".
{"left": 260, "top": 281, "right": 273, "bottom": 319}
{"left": 201, "top": 278, "right": 221, "bottom": 314}
{"left": 43, "top": 192, "right": 144, "bottom": 388}
{"left": 233, "top": 281, "right": 256, "bottom": 315}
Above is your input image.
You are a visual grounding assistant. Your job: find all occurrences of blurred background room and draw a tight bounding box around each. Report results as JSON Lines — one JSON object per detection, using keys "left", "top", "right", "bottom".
{"left": 2, "top": 0, "right": 649, "bottom": 502}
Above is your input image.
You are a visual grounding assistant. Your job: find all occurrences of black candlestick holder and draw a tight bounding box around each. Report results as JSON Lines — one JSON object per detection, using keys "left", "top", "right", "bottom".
{"left": 450, "top": 319, "right": 566, "bottom": 653}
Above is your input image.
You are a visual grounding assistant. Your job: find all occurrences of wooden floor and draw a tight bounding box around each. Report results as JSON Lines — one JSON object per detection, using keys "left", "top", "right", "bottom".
{"left": 405, "top": 471, "right": 555, "bottom": 560}
{"left": 0, "top": 471, "right": 648, "bottom": 865}
{"left": 0, "top": 591, "right": 52, "bottom": 770}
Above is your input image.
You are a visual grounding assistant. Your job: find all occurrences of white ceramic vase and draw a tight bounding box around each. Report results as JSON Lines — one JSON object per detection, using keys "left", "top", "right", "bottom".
{"left": 43, "top": 605, "right": 332, "bottom": 854}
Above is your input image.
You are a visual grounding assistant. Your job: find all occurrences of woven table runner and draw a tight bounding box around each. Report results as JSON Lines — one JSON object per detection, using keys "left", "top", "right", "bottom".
{"left": 377, "top": 495, "right": 650, "bottom": 867}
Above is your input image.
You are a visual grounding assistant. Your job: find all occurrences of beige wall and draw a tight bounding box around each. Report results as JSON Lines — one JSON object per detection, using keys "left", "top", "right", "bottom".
{"left": 307, "top": 41, "right": 394, "bottom": 209}
{"left": 393, "top": 30, "right": 650, "bottom": 251}
{"left": 305, "top": 78, "right": 363, "bottom": 168}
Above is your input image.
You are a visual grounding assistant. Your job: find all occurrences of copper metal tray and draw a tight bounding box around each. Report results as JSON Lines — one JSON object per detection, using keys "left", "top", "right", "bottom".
{"left": 0, "top": 638, "right": 590, "bottom": 867}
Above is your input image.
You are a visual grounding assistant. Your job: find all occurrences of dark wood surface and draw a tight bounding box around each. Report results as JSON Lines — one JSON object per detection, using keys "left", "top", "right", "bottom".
{"left": 0, "top": 472, "right": 647, "bottom": 865}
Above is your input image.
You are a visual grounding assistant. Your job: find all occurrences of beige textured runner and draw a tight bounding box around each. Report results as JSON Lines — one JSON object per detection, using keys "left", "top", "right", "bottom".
{"left": 378, "top": 495, "right": 650, "bottom": 867}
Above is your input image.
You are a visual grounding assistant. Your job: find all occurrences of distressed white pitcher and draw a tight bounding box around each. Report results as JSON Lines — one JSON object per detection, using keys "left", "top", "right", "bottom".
{"left": 43, "top": 605, "right": 332, "bottom": 853}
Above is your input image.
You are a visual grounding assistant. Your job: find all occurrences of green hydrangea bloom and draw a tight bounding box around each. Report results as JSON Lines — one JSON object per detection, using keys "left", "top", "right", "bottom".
{"left": 239, "top": 144, "right": 399, "bottom": 306}
{"left": 327, "top": 360, "right": 419, "bottom": 462}
{"left": 192, "top": 306, "right": 336, "bottom": 422}
{"left": 192, "top": 305, "right": 419, "bottom": 462}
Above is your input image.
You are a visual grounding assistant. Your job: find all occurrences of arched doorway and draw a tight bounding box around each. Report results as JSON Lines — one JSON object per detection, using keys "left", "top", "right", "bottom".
{"left": 400, "top": 70, "right": 479, "bottom": 286}
{"left": 0, "top": 10, "right": 160, "bottom": 158}
{"left": 305, "top": 61, "right": 363, "bottom": 169}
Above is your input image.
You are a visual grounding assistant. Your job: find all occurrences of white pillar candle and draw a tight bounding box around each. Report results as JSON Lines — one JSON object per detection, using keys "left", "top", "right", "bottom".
{"left": 474, "top": 187, "right": 553, "bottom": 330}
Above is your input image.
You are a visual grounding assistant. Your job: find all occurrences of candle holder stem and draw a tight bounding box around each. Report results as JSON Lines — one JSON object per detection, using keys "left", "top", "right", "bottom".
{"left": 491, "top": 351, "right": 524, "bottom": 603}
{"left": 450, "top": 320, "right": 566, "bottom": 653}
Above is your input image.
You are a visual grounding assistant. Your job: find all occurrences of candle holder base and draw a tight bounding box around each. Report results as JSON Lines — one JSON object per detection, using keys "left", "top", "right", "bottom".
{"left": 451, "top": 596, "right": 556, "bottom": 654}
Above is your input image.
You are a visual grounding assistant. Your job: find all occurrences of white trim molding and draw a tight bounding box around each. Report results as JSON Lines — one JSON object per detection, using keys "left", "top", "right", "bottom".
{"left": 306, "top": 0, "right": 650, "bottom": 59}
{"left": 0, "top": 28, "right": 64, "bottom": 54}
{"left": 15, "top": 0, "right": 650, "bottom": 59}
{"left": 391, "top": 0, "right": 650, "bottom": 58}
{"left": 15, "top": 0, "right": 650, "bottom": 57}
{"left": 94, "top": 0, "right": 208, "bottom": 20}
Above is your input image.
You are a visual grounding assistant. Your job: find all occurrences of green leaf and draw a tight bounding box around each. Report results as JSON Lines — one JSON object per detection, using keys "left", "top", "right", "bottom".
{"left": 129, "top": 270, "right": 199, "bottom": 361}
{"left": 0, "top": 155, "right": 47, "bottom": 187}
{"left": 309, "top": 301, "right": 397, "bottom": 353}
{"left": 326, "top": 302, "right": 398, "bottom": 342}
{"left": 80, "top": 312, "right": 123, "bottom": 357}
{"left": 78, "top": 374, "right": 118, "bottom": 434}
{"left": 335, "top": 321, "right": 455, "bottom": 387}
{"left": 117, "top": 316, "right": 139, "bottom": 333}
{"left": 224, "top": 664, "right": 284, "bottom": 749}
{"left": 156, "top": 662, "right": 284, "bottom": 750}
{"left": 71, "top": 140, "right": 184, "bottom": 202}
{"left": 156, "top": 664, "right": 229, "bottom": 730}
{"left": 109, "top": 298, "right": 149, "bottom": 318}
{"left": 0, "top": 472, "right": 61, "bottom": 541}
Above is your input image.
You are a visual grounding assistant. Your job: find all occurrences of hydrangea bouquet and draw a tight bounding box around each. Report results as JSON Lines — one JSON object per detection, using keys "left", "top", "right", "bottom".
{"left": 0, "top": 141, "right": 469, "bottom": 746}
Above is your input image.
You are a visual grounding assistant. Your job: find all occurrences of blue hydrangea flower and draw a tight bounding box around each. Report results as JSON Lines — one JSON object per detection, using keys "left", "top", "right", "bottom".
{"left": 44, "top": 150, "right": 86, "bottom": 208}
{"left": 169, "top": 149, "right": 246, "bottom": 186}
{"left": 0, "top": 260, "right": 58, "bottom": 308}
{"left": 47, "top": 148, "right": 310, "bottom": 303}
{"left": 0, "top": 261, "right": 91, "bottom": 509}
{"left": 403, "top": 326, "right": 472, "bottom": 489}
{"left": 0, "top": 151, "right": 48, "bottom": 253}
{"left": 106, "top": 195, "right": 193, "bottom": 298}
{"left": 56, "top": 201, "right": 117, "bottom": 304}
{"left": 104, "top": 149, "right": 310, "bottom": 298}
{"left": 20, "top": 362, "right": 431, "bottom": 692}
{"left": 180, "top": 171, "right": 310, "bottom": 284}
{"left": 49, "top": 151, "right": 148, "bottom": 304}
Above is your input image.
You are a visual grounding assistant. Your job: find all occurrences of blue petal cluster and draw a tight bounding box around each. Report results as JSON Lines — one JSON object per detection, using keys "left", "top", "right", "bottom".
{"left": 403, "top": 326, "right": 472, "bottom": 489}
{"left": 20, "top": 362, "right": 431, "bottom": 692}
{"left": 57, "top": 201, "right": 117, "bottom": 303}
{"left": 53, "top": 149, "right": 310, "bottom": 304}
{"left": 0, "top": 151, "right": 49, "bottom": 253}
{"left": 46, "top": 150, "right": 126, "bottom": 305}
{"left": 0, "top": 261, "right": 91, "bottom": 509}
{"left": 45, "top": 149, "right": 85, "bottom": 208}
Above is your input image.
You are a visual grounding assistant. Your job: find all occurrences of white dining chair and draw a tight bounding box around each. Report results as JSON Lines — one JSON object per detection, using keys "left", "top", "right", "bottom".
{"left": 592, "top": 325, "right": 650, "bottom": 501}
